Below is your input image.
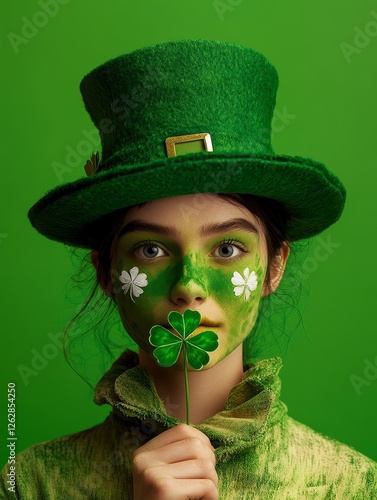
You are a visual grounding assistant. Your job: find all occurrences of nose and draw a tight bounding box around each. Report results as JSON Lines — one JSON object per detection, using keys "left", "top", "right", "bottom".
{"left": 169, "top": 256, "right": 208, "bottom": 307}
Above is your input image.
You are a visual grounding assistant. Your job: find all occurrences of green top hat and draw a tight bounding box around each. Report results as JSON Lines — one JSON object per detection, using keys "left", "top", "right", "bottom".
{"left": 28, "top": 39, "right": 346, "bottom": 248}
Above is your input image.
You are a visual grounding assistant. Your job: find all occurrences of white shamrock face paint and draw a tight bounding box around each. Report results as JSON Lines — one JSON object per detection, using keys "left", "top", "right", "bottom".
{"left": 119, "top": 266, "right": 148, "bottom": 303}
{"left": 231, "top": 267, "right": 258, "bottom": 300}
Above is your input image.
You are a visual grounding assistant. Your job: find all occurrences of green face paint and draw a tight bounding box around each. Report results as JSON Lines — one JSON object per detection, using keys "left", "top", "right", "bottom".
{"left": 197, "top": 253, "right": 266, "bottom": 363}
{"left": 113, "top": 229, "right": 267, "bottom": 367}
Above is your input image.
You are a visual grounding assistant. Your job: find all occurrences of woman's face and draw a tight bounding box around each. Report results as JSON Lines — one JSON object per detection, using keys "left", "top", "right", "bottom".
{"left": 111, "top": 194, "right": 269, "bottom": 369}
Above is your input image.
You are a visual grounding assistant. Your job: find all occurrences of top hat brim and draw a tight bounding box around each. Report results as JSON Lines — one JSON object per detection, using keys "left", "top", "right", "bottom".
{"left": 27, "top": 151, "right": 346, "bottom": 249}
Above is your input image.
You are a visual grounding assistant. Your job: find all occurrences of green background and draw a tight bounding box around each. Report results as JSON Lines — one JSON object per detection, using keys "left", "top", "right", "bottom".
{"left": 1, "top": 0, "right": 377, "bottom": 469}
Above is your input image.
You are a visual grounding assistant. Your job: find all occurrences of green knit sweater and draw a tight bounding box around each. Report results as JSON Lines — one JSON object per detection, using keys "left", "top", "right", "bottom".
{"left": 1, "top": 351, "right": 376, "bottom": 499}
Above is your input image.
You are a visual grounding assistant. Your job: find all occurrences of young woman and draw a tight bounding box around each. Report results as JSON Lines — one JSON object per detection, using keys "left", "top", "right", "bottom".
{"left": 2, "top": 39, "right": 376, "bottom": 499}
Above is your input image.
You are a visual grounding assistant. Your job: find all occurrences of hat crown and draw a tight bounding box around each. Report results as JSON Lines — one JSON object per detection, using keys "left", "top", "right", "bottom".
{"left": 28, "top": 39, "right": 346, "bottom": 248}
{"left": 79, "top": 39, "right": 279, "bottom": 169}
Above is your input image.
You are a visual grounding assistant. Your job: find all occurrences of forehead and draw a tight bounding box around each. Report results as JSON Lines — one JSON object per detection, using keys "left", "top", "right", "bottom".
{"left": 121, "top": 194, "right": 265, "bottom": 234}
{"left": 116, "top": 195, "right": 268, "bottom": 260}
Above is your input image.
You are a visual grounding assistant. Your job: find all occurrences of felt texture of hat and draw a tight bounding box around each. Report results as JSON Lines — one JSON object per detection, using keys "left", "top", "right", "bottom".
{"left": 28, "top": 39, "right": 346, "bottom": 249}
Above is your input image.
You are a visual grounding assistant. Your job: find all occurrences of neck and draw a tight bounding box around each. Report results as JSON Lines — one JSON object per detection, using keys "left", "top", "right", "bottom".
{"left": 139, "top": 346, "right": 244, "bottom": 424}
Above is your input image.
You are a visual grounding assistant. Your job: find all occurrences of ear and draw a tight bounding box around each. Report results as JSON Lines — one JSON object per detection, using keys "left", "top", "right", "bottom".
{"left": 90, "top": 249, "right": 114, "bottom": 298}
{"left": 262, "top": 243, "right": 290, "bottom": 297}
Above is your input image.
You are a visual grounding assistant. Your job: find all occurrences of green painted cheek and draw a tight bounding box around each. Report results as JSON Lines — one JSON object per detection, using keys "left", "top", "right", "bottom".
{"left": 205, "top": 255, "right": 266, "bottom": 355}
{"left": 206, "top": 261, "right": 263, "bottom": 307}
{"left": 114, "top": 258, "right": 204, "bottom": 347}
{"left": 138, "top": 265, "right": 178, "bottom": 309}
{"left": 114, "top": 253, "right": 211, "bottom": 350}
{"left": 114, "top": 264, "right": 178, "bottom": 349}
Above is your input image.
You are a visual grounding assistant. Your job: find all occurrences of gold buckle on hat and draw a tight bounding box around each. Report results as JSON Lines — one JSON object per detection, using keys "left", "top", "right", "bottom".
{"left": 165, "top": 133, "right": 213, "bottom": 157}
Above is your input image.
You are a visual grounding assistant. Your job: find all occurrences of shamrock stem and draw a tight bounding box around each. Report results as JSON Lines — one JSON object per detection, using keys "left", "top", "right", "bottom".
{"left": 183, "top": 342, "right": 190, "bottom": 425}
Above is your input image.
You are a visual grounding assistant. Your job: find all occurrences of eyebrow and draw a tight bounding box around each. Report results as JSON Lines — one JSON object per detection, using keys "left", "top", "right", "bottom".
{"left": 118, "top": 220, "right": 179, "bottom": 239}
{"left": 118, "top": 217, "right": 259, "bottom": 239}
{"left": 199, "top": 218, "right": 259, "bottom": 237}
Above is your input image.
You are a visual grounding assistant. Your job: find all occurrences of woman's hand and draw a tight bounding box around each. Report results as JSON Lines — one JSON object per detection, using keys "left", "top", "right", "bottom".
{"left": 132, "top": 423, "right": 218, "bottom": 500}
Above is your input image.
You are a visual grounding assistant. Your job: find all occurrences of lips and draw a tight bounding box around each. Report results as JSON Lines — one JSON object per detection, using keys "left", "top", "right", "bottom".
{"left": 199, "top": 318, "right": 220, "bottom": 328}
{"left": 160, "top": 316, "right": 220, "bottom": 329}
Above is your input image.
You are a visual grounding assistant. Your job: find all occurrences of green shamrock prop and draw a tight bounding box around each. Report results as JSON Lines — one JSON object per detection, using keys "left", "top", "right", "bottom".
{"left": 149, "top": 310, "right": 219, "bottom": 424}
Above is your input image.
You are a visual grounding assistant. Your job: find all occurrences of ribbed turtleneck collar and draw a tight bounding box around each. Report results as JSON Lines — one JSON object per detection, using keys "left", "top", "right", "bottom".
{"left": 94, "top": 350, "right": 288, "bottom": 462}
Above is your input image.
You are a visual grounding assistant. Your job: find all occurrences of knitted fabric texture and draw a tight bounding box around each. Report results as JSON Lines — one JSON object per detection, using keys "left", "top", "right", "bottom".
{"left": 1, "top": 350, "right": 376, "bottom": 499}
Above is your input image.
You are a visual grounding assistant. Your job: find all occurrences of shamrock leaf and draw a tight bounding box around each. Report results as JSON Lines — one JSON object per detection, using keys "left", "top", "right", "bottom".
{"left": 149, "top": 309, "right": 219, "bottom": 424}
{"left": 150, "top": 310, "right": 218, "bottom": 370}
{"left": 231, "top": 267, "right": 258, "bottom": 300}
{"left": 119, "top": 266, "right": 148, "bottom": 302}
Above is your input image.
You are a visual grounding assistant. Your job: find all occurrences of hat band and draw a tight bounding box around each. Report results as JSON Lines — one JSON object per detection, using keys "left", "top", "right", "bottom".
{"left": 100, "top": 130, "right": 274, "bottom": 171}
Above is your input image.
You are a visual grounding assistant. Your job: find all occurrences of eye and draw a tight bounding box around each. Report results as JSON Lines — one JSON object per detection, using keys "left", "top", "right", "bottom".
{"left": 135, "top": 243, "right": 167, "bottom": 259}
{"left": 213, "top": 243, "right": 242, "bottom": 259}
